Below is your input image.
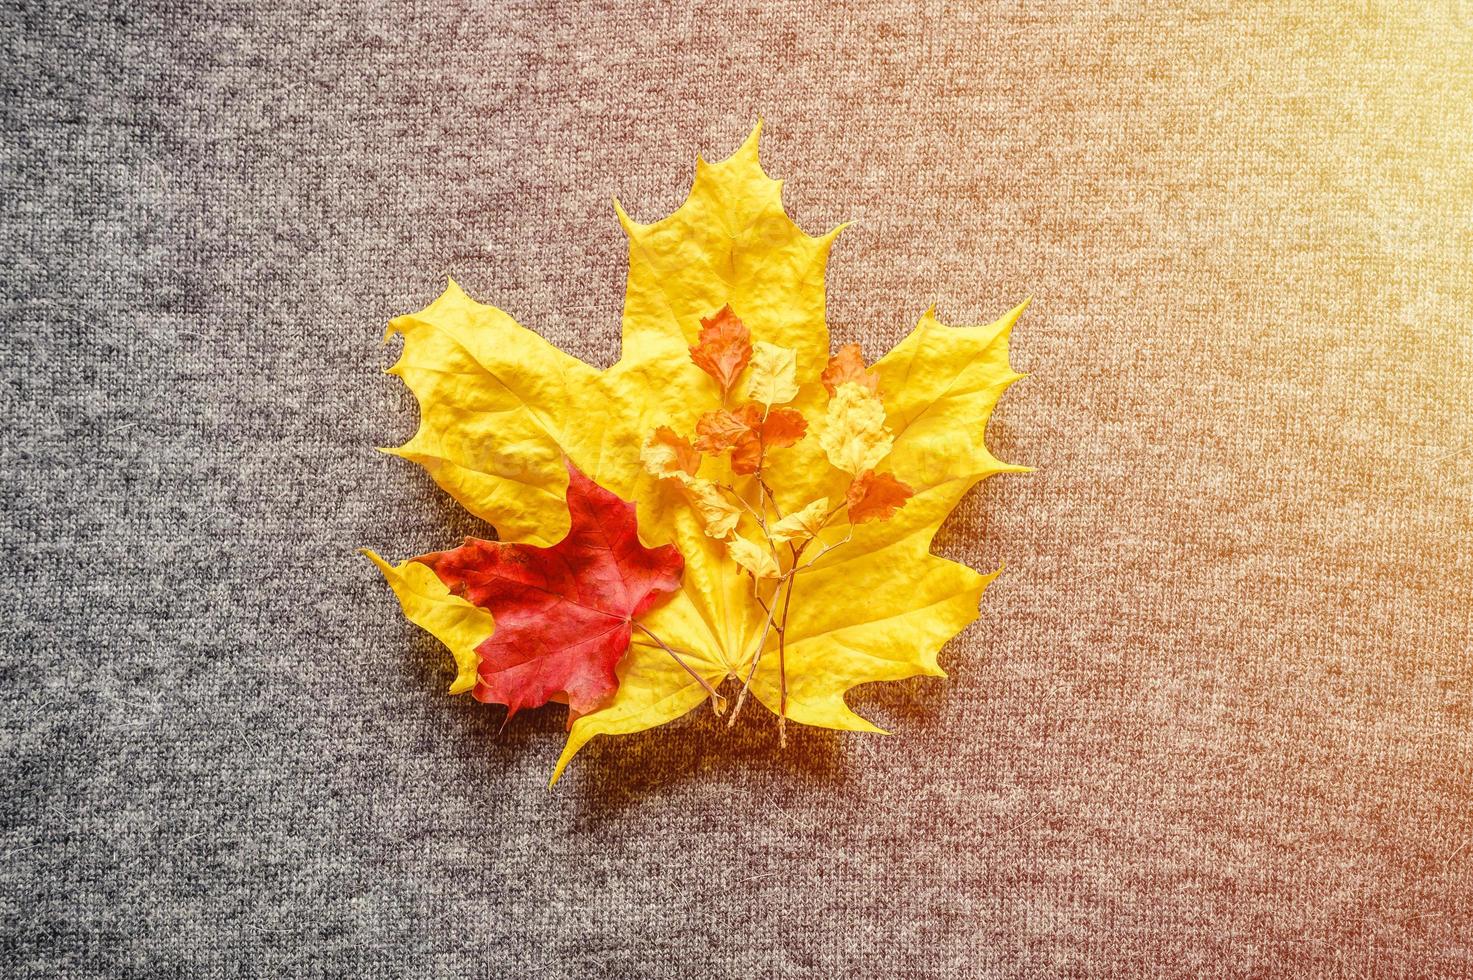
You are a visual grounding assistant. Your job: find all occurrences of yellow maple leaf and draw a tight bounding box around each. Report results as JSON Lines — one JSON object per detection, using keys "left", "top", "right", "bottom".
{"left": 362, "top": 551, "right": 490, "bottom": 695}
{"left": 371, "top": 123, "right": 1028, "bottom": 784}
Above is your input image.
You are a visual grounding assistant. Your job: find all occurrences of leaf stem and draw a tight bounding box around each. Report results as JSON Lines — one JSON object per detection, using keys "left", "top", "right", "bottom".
{"left": 718, "top": 483, "right": 768, "bottom": 530}
{"left": 726, "top": 512, "right": 845, "bottom": 733}
{"left": 727, "top": 573, "right": 786, "bottom": 725}
{"left": 791, "top": 530, "right": 854, "bottom": 575}
{"left": 775, "top": 542, "right": 807, "bottom": 748}
{"left": 753, "top": 413, "right": 785, "bottom": 524}
{"left": 759, "top": 478, "right": 779, "bottom": 512}
{"left": 633, "top": 621, "right": 726, "bottom": 714}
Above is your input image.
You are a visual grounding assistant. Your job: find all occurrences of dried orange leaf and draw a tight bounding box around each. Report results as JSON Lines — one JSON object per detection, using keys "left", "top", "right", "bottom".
{"left": 820, "top": 343, "right": 879, "bottom": 396}
{"left": 693, "top": 408, "right": 752, "bottom": 454}
{"left": 845, "top": 471, "right": 914, "bottom": 524}
{"left": 755, "top": 407, "right": 807, "bottom": 449}
{"left": 641, "top": 426, "right": 701, "bottom": 479}
{"left": 688, "top": 304, "right": 752, "bottom": 392}
{"left": 696, "top": 404, "right": 808, "bottom": 475}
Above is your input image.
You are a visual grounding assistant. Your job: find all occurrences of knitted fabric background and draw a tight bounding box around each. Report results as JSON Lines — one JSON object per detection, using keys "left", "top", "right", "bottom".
{"left": 3, "top": 1, "right": 1471, "bottom": 976}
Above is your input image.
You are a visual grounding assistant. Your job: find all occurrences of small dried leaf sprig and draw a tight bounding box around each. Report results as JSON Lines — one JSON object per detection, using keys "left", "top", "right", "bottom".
{"left": 641, "top": 306, "right": 915, "bottom": 743}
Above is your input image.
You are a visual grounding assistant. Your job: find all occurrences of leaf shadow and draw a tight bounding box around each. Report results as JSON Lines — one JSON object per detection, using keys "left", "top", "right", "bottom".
{"left": 388, "top": 535, "right": 954, "bottom": 825}
{"left": 395, "top": 629, "right": 854, "bottom": 808}
{"left": 564, "top": 702, "right": 851, "bottom": 826}
{"left": 848, "top": 673, "right": 953, "bottom": 733}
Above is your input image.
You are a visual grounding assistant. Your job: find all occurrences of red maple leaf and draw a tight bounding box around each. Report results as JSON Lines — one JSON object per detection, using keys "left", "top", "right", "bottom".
{"left": 414, "top": 460, "right": 684, "bottom": 721}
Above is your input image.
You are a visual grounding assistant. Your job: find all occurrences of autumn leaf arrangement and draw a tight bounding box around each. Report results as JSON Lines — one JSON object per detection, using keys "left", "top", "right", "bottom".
{"left": 366, "top": 124, "right": 1029, "bottom": 784}
{"left": 639, "top": 313, "right": 925, "bottom": 731}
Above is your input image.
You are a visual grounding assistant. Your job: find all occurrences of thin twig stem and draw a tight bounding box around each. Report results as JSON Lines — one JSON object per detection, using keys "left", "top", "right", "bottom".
{"left": 759, "top": 478, "right": 779, "bottom": 512}
{"left": 717, "top": 483, "right": 768, "bottom": 528}
{"left": 727, "top": 508, "right": 845, "bottom": 731}
{"left": 727, "top": 576, "right": 784, "bottom": 725}
{"left": 776, "top": 543, "right": 806, "bottom": 748}
{"left": 791, "top": 530, "right": 854, "bottom": 575}
{"left": 633, "top": 622, "right": 726, "bottom": 714}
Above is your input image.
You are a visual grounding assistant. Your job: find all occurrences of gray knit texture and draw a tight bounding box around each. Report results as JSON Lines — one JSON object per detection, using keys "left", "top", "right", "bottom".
{"left": 3, "top": 1, "right": 1471, "bottom": 976}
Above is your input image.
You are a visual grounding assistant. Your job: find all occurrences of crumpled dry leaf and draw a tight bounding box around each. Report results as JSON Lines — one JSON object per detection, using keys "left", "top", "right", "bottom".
{"left": 820, "top": 343, "right": 879, "bottom": 396}
{"left": 728, "top": 536, "right": 781, "bottom": 579}
{"left": 770, "top": 497, "right": 829, "bottom": 544}
{"left": 693, "top": 408, "right": 757, "bottom": 454}
{"left": 688, "top": 305, "right": 752, "bottom": 392}
{"left": 818, "top": 381, "right": 894, "bottom": 475}
{"left": 845, "top": 471, "right": 914, "bottom": 524}
{"left": 681, "top": 477, "right": 742, "bottom": 540}
{"left": 694, "top": 401, "right": 807, "bottom": 476}
{"left": 746, "top": 341, "right": 799, "bottom": 407}
{"left": 371, "top": 124, "right": 1028, "bottom": 783}
{"left": 640, "top": 426, "right": 701, "bottom": 479}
